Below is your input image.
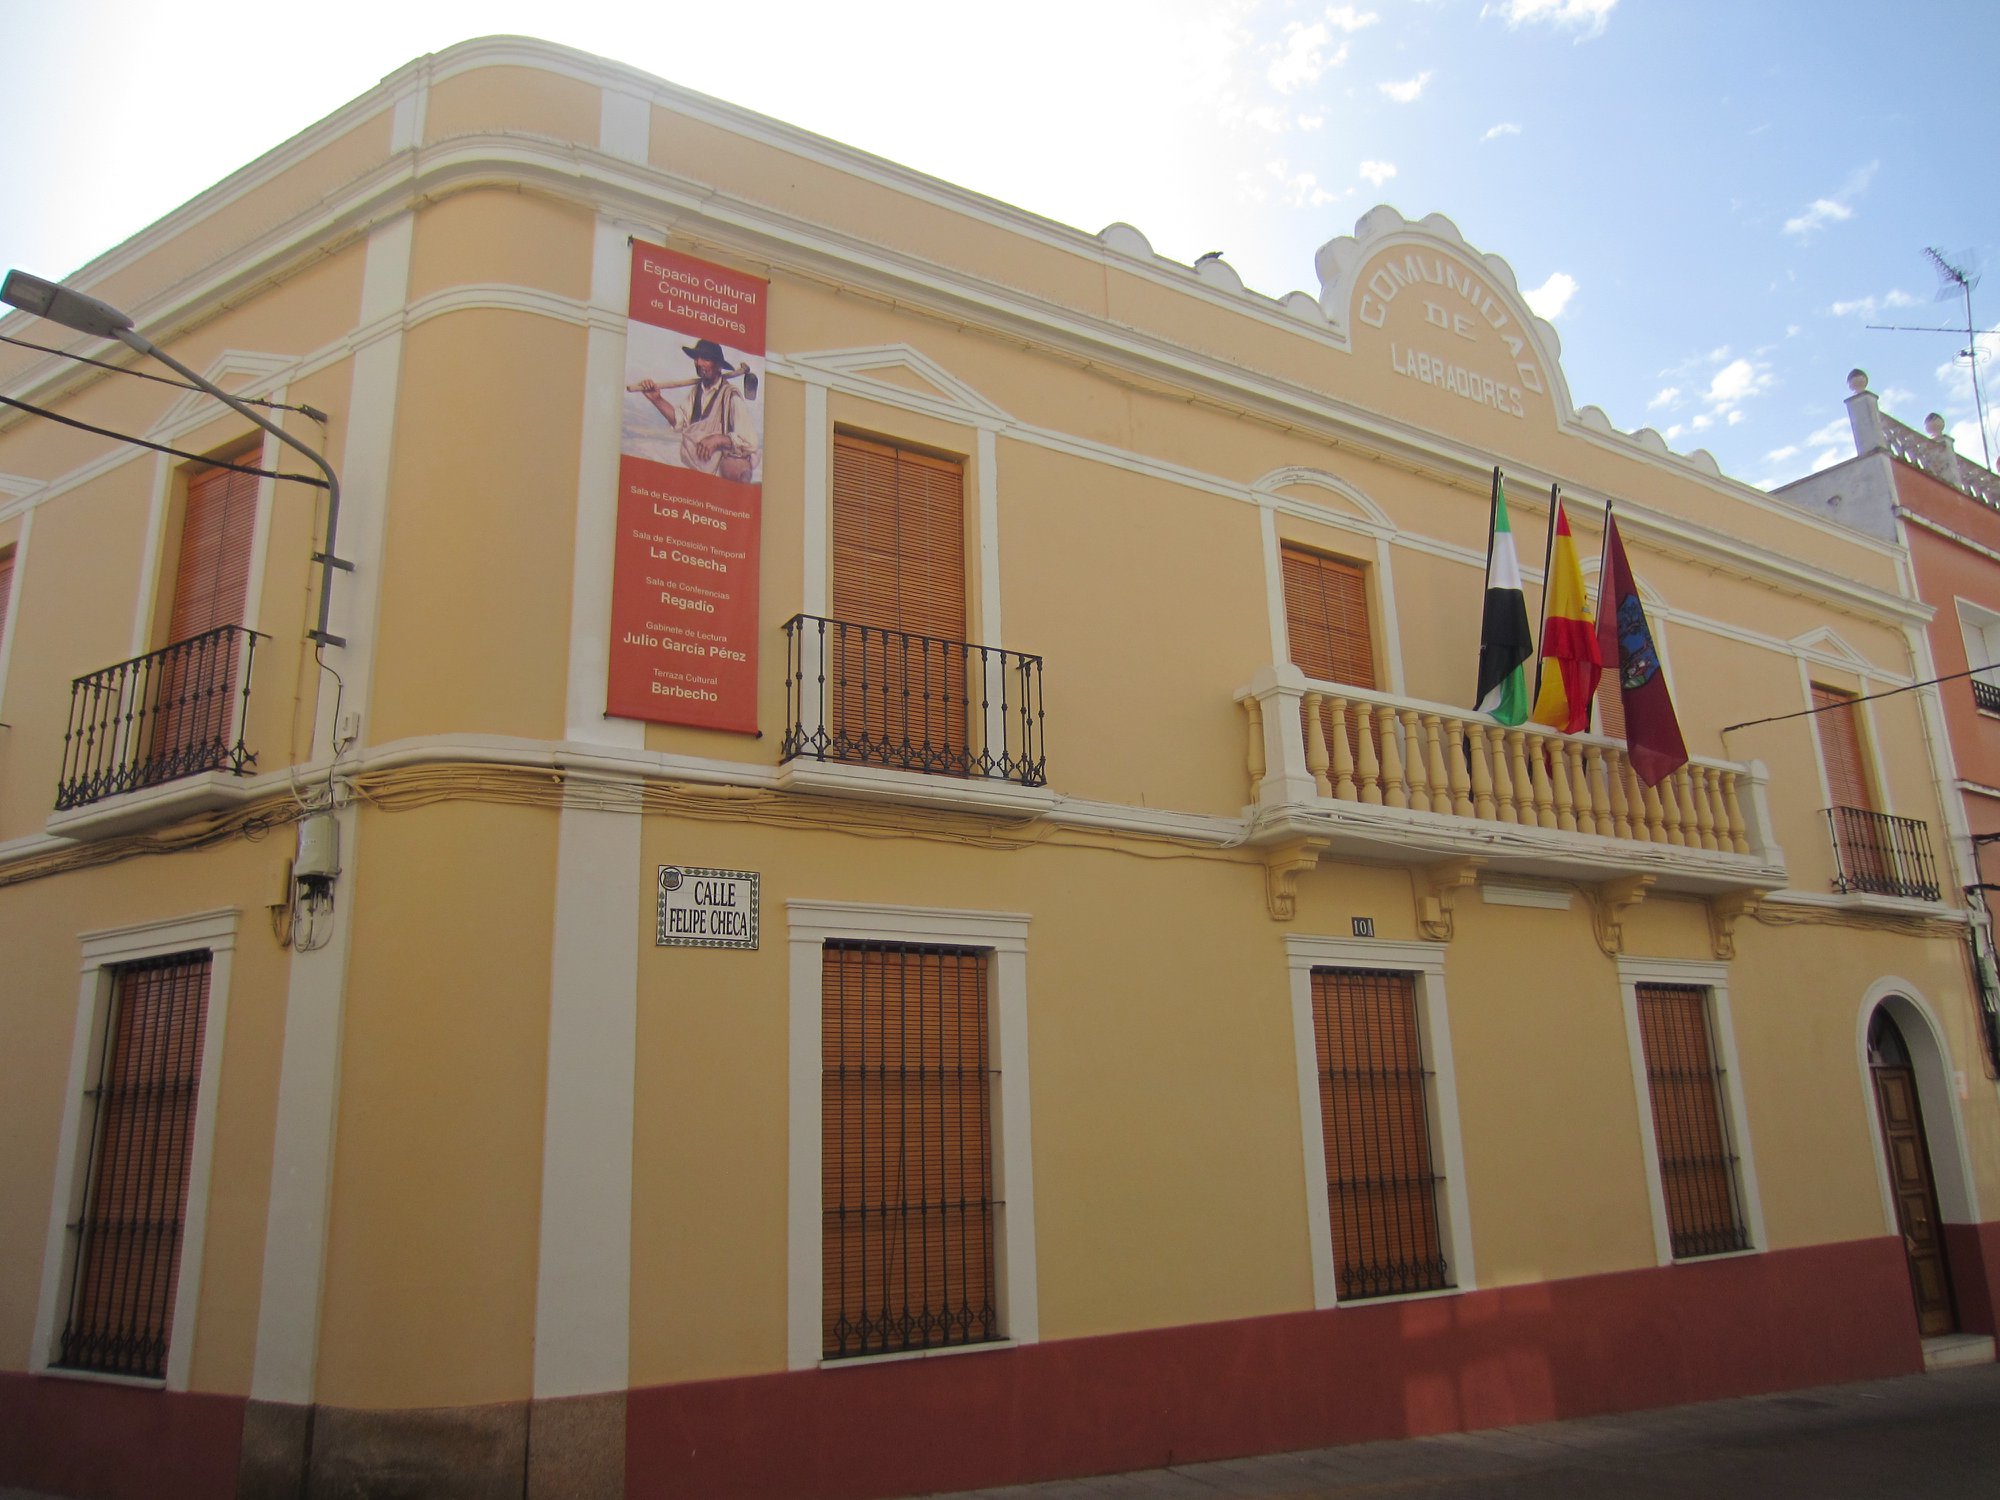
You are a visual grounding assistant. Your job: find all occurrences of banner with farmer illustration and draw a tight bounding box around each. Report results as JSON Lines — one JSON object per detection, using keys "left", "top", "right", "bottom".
{"left": 608, "top": 242, "right": 768, "bottom": 730}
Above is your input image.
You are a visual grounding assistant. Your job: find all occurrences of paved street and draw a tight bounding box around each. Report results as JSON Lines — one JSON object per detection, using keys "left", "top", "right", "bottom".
{"left": 924, "top": 1363, "right": 2000, "bottom": 1500}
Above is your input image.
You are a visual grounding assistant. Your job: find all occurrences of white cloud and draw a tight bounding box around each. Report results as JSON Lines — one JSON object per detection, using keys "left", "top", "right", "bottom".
{"left": 1727, "top": 409, "right": 1746, "bottom": 425}
{"left": 1879, "top": 385, "right": 1918, "bottom": 411}
{"left": 1524, "top": 270, "right": 1577, "bottom": 320}
{"left": 1271, "top": 164, "right": 1338, "bottom": 208}
{"left": 1482, "top": 0, "right": 1617, "bottom": 37}
{"left": 1810, "top": 448, "right": 1845, "bottom": 474}
{"left": 1806, "top": 418, "right": 1850, "bottom": 447}
{"left": 1297, "top": 111, "right": 1327, "bottom": 130}
{"left": 1481, "top": 121, "right": 1522, "bottom": 141}
{"left": 1691, "top": 413, "right": 1714, "bottom": 431}
{"left": 1358, "top": 159, "right": 1398, "bottom": 186}
{"left": 1783, "top": 162, "right": 1878, "bottom": 239}
{"left": 1245, "top": 104, "right": 1288, "bottom": 132}
{"left": 1380, "top": 70, "right": 1433, "bottom": 103}
{"left": 1765, "top": 444, "right": 1800, "bottom": 462}
{"left": 1785, "top": 198, "right": 1854, "bottom": 239}
{"left": 1706, "top": 358, "right": 1769, "bottom": 404}
{"left": 1648, "top": 387, "right": 1680, "bottom": 410}
{"left": 1829, "top": 296, "right": 1876, "bottom": 318}
{"left": 1786, "top": 324, "right": 1802, "bottom": 337}
{"left": 1269, "top": 23, "right": 1349, "bottom": 93}
{"left": 1325, "top": 5, "right": 1381, "bottom": 32}
{"left": 1885, "top": 288, "right": 1918, "bottom": 307}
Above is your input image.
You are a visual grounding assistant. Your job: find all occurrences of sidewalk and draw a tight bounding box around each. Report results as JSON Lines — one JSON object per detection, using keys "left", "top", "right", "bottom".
{"left": 921, "top": 1362, "right": 2000, "bottom": 1500}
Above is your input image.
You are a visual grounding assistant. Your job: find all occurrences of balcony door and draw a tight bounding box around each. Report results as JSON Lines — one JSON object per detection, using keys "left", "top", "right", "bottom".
{"left": 151, "top": 463, "right": 256, "bottom": 778}
{"left": 1813, "top": 684, "right": 1889, "bottom": 891}
{"left": 829, "top": 434, "right": 969, "bottom": 771}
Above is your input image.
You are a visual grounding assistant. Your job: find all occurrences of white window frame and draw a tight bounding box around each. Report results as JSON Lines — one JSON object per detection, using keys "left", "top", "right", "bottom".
{"left": 786, "top": 899, "right": 1037, "bottom": 1370}
{"left": 1284, "top": 934, "right": 1474, "bottom": 1309}
{"left": 32, "top": 908, "right": 239, "bottom": 1390}
{"left": 1957, "top": 599, "right": 2000, "bottom": 713}
{"left": 1615, "top": 955, "right": 1765, "bottom": 1266}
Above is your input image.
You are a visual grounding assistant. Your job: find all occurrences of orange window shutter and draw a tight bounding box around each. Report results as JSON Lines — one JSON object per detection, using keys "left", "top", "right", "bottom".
{"left": 168, "top": 463, "right": 257, "bottom": 643}
{"left": 1281, "top": 545, "right": 1376, "bottom": 689}
{"left": 821, "top": 942, "right": 995, "bottom": 1359}
{"left": 831, "top": 433, "right": 967, "bottom": 641}
{"left": 1635, "top": 983, "right": 1746, "bottom": 1257}
{"left": 1812, "top": 685, "right": 1873, "bottom": 812}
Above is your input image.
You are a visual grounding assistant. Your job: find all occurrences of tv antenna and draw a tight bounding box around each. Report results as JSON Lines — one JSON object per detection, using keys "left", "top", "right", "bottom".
{"left": 1865, "top": 246, "right": 1992, "bottom": 470}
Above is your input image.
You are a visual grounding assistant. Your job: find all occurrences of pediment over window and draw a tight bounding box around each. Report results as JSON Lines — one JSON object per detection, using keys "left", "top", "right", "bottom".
{"left": 1254, "top": 467, "right": 1391, "bottom": 531}
{"left": 147, "top": 351, "right": 297, "bottom": 444}
{"left": 787, "top": 345, "right": 1011, "bottom": 425}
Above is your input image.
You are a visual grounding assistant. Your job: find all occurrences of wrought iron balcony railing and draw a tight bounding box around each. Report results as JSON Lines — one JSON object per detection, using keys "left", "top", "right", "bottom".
{"left": 781, "top": 613, "right": 1046, "bottom": 787}
{"left": 1974, "top": 676, "right": 2000, "bottom": 715}
{"left": 1826, "top": 806, "right": 1940, "bottom": 902}
{"left": 56, "top": 625, "right": 264, "bottom": 810}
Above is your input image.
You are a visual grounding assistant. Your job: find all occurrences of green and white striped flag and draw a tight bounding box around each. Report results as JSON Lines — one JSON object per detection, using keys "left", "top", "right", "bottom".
{"left": 1475, "top": 468, "right": 1534, "bottom": 725}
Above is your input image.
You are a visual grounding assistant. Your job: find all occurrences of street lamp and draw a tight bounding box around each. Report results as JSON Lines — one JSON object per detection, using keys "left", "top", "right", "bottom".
{"left": 2, "top": 269, "right": 350, "bottom": 646}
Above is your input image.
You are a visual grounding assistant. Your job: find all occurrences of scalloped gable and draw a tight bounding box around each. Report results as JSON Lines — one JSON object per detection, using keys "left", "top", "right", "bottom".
{"left": 1314, "top": 207, "right": 1576, "bottom": 429}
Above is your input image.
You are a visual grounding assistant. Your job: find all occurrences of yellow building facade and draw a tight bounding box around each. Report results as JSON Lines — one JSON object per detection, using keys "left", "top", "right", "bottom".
{"left": 1, "top": 37, "right": 1995, "bottom": 1500}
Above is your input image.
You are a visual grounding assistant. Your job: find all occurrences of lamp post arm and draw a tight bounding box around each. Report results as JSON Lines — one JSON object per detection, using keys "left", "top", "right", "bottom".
{"left": 118, "top": 328, "right": 350, "bottom": 647}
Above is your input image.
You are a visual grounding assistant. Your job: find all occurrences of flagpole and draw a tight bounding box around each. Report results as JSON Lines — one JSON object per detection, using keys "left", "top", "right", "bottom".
{"left": 1477, "top": 466, "right": 1501, "bottom": 706}
{"left": 1592, "top": 496, "right": 1615, "bottom": 734}
{"left": 1531, "top": 482, "right": 1560, "bottom": 708}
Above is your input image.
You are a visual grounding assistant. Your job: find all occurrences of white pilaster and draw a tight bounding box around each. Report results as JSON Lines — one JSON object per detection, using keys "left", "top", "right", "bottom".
{"left": 532, "top": 784, "right": 640, "bottom": 1396}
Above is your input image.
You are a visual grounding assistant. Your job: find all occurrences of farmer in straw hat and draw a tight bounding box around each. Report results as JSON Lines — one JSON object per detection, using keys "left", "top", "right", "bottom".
{"left": 635, "top": 338, "right": 760, "bottom": 482}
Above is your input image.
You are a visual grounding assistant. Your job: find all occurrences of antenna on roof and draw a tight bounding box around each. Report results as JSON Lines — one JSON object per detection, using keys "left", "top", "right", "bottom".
{"left": 1864, "top": 247, "right": 1993, "bottom": 470}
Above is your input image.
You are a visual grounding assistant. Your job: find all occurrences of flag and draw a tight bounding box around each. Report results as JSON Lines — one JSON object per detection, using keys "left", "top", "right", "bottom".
{"left": 1475, "top": 469, "right": 1534, "bottom": 725}
{"left": 1529, "top": 490, "right": 1603, "bottom": 733}
{"left": 1596, "top": 515, "right": 1687, "bottom": 786}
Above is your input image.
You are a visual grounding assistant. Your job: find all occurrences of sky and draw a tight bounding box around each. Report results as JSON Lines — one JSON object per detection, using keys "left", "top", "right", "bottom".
{"left": 6, "top": 0, "right": 1999, "bottom": 492}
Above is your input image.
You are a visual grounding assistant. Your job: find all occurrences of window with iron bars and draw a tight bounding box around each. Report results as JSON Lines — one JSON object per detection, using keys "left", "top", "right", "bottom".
{"left": 1309, "top": 967, "right": 1453, "bottom": 1299}
{"left": 57, "top": 951, "right": 212, "bottom": 1378}
{"left": 822, "top": 941, "right": 999, "bottom": 1358}
{"left": 1635, "top": 983, "right": 1749, "bottom": 1259}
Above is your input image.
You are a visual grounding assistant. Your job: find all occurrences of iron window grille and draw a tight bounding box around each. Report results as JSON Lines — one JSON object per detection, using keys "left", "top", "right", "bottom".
{"left": 782, "top": 614, "right": 1046, "bottom": 786}
{"left": 1974, "top": 677, "right": 2000, "bottom": 715}
{"left": 1825, "top": 806, "right": 1940, "bottom": 902}
{"left": 57, "top": 952, "right": 212, "bottom": 1379}
{"left": 56, "top": 625, "right": 263, "bottom": 810}
{"left": 821, "top": 941, "right": 999, "bottom": 1359}
{"left": 1310, "top": 967, "right": 1453, "bottom": 1299}
{"left": 1635, "top": 983, "right": 1749, "bottom": 1259}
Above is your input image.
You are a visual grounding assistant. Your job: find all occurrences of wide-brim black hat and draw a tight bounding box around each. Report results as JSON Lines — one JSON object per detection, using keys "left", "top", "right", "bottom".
{"left": 682, "top": 338, "right": 736, "bottom": 370}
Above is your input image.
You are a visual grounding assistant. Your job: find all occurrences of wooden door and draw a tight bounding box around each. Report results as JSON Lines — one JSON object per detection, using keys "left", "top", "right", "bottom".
{"left": 151, "top": 464, "right": 256, "bottom": 775}
{"left": 1871, "top": 1063, "right": 1956, "bottom": 1336}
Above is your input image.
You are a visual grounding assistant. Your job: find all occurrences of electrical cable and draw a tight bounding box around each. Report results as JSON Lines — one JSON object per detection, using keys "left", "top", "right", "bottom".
{"left": 0, "top": 332, "right": 325, "bottom": 419}
{"left": 0, "top": 392, "right": 329, "bottom": 486}
{"left": 1722, "top": 663, "right": 1991, "bottom": 734}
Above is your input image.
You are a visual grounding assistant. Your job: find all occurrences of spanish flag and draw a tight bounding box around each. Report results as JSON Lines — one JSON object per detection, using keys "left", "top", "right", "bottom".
{"left": 1529, "top": 489, "right": 1603, "bottom": 734}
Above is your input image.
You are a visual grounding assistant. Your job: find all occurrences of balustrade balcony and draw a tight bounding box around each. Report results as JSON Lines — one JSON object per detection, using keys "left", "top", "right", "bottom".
{"left": 1237, "top": 667, "right": 1784, "bottom": 894}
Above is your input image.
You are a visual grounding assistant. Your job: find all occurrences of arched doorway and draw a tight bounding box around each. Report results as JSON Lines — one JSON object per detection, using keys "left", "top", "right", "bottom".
{"left": 1867, "top": 1007, "right": 1958, "bottom": 1336}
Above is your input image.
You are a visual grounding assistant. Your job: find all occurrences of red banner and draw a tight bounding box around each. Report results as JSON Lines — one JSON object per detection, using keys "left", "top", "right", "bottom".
{"left": 608, "top": 244, "right": 768, "bottom": 731}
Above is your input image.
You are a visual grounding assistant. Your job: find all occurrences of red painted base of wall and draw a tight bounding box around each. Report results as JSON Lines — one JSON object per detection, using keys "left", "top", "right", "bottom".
{"left": 0, "top": 1235, "right": 1957, "bottom": 1500}
{"left": 1944, "top": 1219, "right": 2000, "bottom": 1335}
{"left": 627, "top": 1236, "right": 1926, "bottom": 1500}
{"left": 0, "top": 1373, "right": 243, "bottom": 1500}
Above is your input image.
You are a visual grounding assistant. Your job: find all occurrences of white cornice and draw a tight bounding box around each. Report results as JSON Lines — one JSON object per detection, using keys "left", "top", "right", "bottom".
{"left": 3, "top": 38, "right": 1896, "bottom": 566}
{"left": 0, "top": 119, "right": 1915, "bottom": 629}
